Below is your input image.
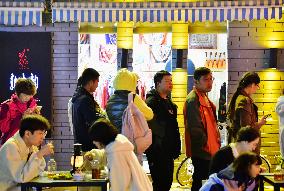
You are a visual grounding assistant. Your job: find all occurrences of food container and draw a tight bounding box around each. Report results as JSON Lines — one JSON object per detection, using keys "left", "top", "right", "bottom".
{"left": 73, "top": 173, "right": 84, "bottom": 181}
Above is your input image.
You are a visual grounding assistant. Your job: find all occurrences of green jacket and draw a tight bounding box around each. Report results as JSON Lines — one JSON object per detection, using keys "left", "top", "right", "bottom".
{"left": 185, "top": 90, "right": 217, "bottom": 160}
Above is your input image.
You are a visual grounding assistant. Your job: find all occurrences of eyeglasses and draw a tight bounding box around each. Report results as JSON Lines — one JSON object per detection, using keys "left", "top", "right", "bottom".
{"left": 36, "top": 131, "right": 47, "bottom": 137}
{"left": 201, "top": 77, "right": 215, "bottom": 82}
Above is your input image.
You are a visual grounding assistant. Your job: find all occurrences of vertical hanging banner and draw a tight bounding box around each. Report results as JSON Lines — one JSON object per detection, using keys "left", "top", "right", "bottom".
{"left": 0, "top": 32, "right": 52, "bottom": 121}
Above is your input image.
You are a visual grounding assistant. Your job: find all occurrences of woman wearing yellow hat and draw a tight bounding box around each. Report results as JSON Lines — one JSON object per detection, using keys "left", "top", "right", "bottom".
{"left": 106, "top": 68, "right": 153, "bottom": 132}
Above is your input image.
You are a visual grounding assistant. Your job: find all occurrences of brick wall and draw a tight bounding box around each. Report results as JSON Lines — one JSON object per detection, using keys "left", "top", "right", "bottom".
{"left": 1, "top": 18, "right": 284, "bottom": 171}
{"left": 0, "top": 23, "right": 78, "bottom": 170}
{"left": 228, "top": 19, "right": 284, "bottom": 168}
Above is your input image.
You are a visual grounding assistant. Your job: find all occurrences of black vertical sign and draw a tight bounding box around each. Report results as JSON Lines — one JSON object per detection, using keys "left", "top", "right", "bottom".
{"left": 0, "top": 32, "right": 52, "bottom": 121}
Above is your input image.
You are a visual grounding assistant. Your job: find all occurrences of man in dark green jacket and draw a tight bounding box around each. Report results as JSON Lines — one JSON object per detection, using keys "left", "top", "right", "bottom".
{"left": 184, "top": 67, "right": 220, "bottom": 191}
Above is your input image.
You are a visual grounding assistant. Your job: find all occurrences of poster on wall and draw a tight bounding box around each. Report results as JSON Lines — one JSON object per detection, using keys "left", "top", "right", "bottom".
{"left": 78, "top": 34, "right": 117, "bottom": 109}
{"left": 133, "top": 33, "right": 172, "bottom": 99}
{"left": 0, "top": 32, "right": 52, "bottom": 121}
{"left": 189, "top": 34, "right": 217, "bottom": 49}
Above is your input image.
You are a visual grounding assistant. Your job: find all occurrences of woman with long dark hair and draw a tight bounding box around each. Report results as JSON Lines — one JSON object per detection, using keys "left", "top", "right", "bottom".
{"left": 227, "top": 72, "right": 266, "bottom": 153}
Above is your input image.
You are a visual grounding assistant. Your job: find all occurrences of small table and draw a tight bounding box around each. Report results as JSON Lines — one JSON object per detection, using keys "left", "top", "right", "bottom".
{"left": 20, "top": 176, "right": 109, "bottom": 191}
{"left": 259, "top": 173, "right": 284, "bottom": 191}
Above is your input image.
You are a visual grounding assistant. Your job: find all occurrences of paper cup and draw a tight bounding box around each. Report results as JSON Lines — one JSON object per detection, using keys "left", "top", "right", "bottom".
{"left": 36, "top": 106, "right": 42, "bottom": 111}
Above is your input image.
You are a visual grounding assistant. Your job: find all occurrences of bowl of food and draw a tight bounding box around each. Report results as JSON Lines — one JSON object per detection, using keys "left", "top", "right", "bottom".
{"left": 48, "top": 172, "right": 73, "bottom": 180}
{"left": 73, "top": 172, "right": 84, "bottom": 181}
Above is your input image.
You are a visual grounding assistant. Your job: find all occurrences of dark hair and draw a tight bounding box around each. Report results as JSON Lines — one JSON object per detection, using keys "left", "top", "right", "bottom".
{"left": 77, "top": 68, "right": 100, "bottom": 87}
{"left": 194, "top": 67, "right": 211, "bottom": 80}
{"left": 227, "top": 72, "right": 260, "bottom": 120}
{"left": 89, "top": 118, "right": 118, "bottom": 146}
{"left": 15, "top": 78, "right": 36, "bottom": 96}
{"left": 153, "top": 70, "right": 171, "bottom": 88}
{"left": 236, "top": 126, "right": 260, "bottom": 142}
{"left": 19, "top": 115, "right": 51, "bottom": 137}
{"left": 233, "top": 152, "right": 262, "bottom": 186}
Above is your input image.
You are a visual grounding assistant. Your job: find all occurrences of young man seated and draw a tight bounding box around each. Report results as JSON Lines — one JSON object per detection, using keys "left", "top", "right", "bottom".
{"left": 0, "top": 114, "right": 54, "bottom": 191}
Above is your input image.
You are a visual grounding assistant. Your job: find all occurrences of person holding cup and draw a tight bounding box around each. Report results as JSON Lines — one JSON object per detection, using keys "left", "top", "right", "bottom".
{"left": 85, "top": 118, "right": 153, "bottom": 191}
{"left": 0, "top": 114, "right": 54, "bottom": 191}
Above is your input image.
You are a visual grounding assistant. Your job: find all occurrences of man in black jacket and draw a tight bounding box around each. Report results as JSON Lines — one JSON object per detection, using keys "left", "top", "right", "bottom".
{"left": 145, "top": 70, "right": 181, "bottom": 191}
{"left": 71, "top": 68, "right": 105, "bottom": 152}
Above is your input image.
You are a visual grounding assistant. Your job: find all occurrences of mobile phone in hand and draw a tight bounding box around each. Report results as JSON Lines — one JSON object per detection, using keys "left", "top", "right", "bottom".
{"left": 264, "top": 114, "right": 272, "bottom": 119}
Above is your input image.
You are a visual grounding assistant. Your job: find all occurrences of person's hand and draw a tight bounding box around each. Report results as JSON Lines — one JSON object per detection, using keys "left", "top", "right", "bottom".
{"left": 260, "top": 166, "right": 266, "bottom": 173}
{"left": 37, "top": 143, "right": 54, "bottom": 158}
{"left": 84, "top": 151, "right": 94, "bottom": 161}
{"left": 223, "top": 179, "right": 243, "bottom": 191}
{"left": 23, "top": 108, "right": 34, "bottom": 115}
{"left": 258, "top": 116, "right": 267, "bottom": 126}
{"left": 33, "top": 107, "right": 41, "bottom": 114}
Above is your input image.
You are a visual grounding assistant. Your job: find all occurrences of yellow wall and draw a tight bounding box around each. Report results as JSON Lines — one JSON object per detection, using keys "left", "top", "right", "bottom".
{"left": 228, "top": 18, "right": 284, "bottom": 169}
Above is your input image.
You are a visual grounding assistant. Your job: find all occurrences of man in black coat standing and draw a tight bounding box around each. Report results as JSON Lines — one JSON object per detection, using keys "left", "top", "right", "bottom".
{"left": 71, "top": 68, "right": 105, "bottom": 152}
{"left": 145, "top": 70, "right": 181, "bottom": 191}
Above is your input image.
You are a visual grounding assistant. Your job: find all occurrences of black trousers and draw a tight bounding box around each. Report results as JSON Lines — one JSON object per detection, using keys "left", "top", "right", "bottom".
{"left": 147, "top": 156, "right": 174, "bottom": 191}
{"left": 191, "top": 157, "right": 210, "bottom": 191}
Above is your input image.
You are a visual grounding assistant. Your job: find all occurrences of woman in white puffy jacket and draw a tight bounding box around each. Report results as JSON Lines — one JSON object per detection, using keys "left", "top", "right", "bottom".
{"left": 85, "top": 118, "right": 153, "bottom": 191}
{"left": 275, "top": 91, "right": 284, "bottom": 157}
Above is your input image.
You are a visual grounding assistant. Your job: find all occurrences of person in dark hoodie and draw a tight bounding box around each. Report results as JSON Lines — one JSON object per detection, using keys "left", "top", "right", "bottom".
{"left": 71, "top": 68, "right": 105, "bottom": 152}
{"left": 200, "top": 152, "right": 262, "bottom": 191}
{"left": 145, "top": 70, "right": 181, "bottom": 191}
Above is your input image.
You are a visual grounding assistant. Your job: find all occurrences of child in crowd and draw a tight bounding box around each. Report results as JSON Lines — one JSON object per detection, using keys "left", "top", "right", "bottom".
{"left": 201, "top": 152, "right": 262, "bottom": 191}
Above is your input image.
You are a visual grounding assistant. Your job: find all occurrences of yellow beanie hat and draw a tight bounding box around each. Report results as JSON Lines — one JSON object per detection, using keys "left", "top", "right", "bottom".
{"left": 113, "top": 68, "right": 139, "bottom": 92}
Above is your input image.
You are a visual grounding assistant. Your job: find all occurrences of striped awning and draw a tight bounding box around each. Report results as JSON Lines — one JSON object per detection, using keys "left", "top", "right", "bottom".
{"left": 0, "top": 1, "right": 45, "bottom": 26}
{"left": 52, "top": 0, "right": 283, "bottom": 23}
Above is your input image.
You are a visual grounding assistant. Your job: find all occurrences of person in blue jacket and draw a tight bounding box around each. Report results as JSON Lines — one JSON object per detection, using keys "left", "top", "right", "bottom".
{"left": 200, "top": 152, "right": 261, "bottom": 191}
{"left": 71, "top": 68, "right": 105, "bottom": 152}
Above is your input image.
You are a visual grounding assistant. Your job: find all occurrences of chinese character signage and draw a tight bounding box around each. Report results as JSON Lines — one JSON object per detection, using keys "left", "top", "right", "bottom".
{"left": 0, "top": 32, "right": 52, "bottom": 121}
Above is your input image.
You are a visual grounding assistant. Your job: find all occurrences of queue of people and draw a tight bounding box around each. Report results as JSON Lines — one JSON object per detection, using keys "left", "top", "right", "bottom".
{"left": 0, "top": 66, "right": 280, "bottom": 191}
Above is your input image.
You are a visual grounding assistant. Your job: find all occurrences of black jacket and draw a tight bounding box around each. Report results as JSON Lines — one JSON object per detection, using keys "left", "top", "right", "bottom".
{"left": 71, "top": 87, "right": 105, "bottom": 151}
{"left": 106, "top": 90, "right": 130, "bottom": 132}
{"left": 145, "top": 89, "right": 181, "bottom": 159}
{"left": 209, "top": 145, "right": 235, "bottom": 175}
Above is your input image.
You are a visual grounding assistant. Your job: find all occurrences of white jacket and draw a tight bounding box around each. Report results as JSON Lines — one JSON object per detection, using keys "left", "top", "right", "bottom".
{"left": 90, "top": 134, "right": 153, "bottom": 191}
{"left": 276, "top": 96, "right": 284, "bottom": 125}
{"left": 0, "top": 132, "right": 46, "bottom": 191}
{"left": 275, "top": 96, "right": 284, "bottom": 157}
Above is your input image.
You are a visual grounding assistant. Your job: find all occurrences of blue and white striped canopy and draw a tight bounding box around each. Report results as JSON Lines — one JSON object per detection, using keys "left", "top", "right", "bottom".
{"left": 52, "top": 0, "right": 283, "bottom": 23}
{"left": 0, "top": 1, "right": 44, "bottom": 26}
